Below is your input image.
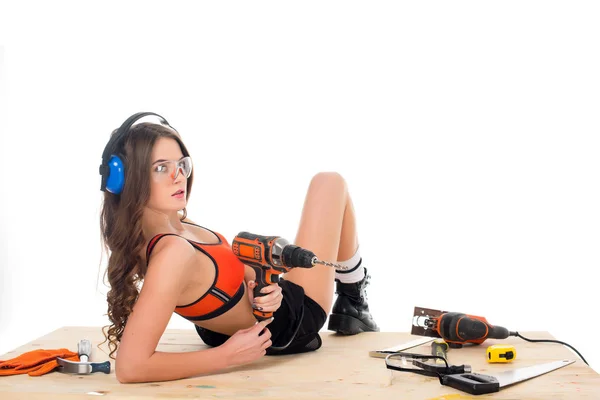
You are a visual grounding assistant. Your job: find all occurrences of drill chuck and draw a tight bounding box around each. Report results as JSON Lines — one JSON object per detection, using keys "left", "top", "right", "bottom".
{"left": 281, "top": 244, "right": 316, "bottom": 269}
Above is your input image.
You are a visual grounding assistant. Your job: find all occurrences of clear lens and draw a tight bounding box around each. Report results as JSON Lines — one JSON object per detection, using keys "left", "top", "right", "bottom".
{"left": 152, "top": 156, "right": 193, "bottom": 182}
{"left": 386, "top": 354, "right": 422, "bottom": 386}
{"left": 385, "top": 352, "right": 448, "bottom": 380}
{"left": 386, "top": 353, "right": 426, "bottom": 372}
{"left": 177, "top": 156, "right": 193, "bottom": 178}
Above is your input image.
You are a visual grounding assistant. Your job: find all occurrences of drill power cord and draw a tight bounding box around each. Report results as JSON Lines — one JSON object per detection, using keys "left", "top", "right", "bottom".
{"left": 266, "top": 307, "right": 305, "bottom": 351}
{"left": 510, "top": 331, "right": 589, "bottom": 366}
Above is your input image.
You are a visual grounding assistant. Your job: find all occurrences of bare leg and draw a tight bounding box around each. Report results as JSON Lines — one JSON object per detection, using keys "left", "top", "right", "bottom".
{"left": 283, "top": 172, "right": 359, "bottom": 314}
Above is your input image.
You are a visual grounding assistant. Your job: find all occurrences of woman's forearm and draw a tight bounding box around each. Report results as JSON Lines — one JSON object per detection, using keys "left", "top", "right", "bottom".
{"left": 117, "top": 346, "right": 231, "bottom": 383}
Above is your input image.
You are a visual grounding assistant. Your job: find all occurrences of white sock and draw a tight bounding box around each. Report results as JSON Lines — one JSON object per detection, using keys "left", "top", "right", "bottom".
{"left": 335, "top": 246, "right": 365, "bottom": 283}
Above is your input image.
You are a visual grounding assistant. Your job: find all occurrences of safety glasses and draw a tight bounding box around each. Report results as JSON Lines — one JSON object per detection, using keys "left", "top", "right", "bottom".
{"left": 385, "top": 352, "right": 471, "bottom": 378}
{"left": 151, "top": 156, "right": 193, "bottom": 182}
{"left": 386, "top": 352, "right": 449, "bottom": 377}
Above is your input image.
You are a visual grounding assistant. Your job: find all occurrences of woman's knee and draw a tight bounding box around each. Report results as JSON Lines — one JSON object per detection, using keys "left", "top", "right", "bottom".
{"left": 308, "top": 171, "right": 347, "bottom": 194}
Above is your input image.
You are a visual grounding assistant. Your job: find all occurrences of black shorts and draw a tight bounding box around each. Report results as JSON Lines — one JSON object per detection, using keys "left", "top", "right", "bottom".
{"left": 194, "top": 278, "right": 327, "bottom": 355}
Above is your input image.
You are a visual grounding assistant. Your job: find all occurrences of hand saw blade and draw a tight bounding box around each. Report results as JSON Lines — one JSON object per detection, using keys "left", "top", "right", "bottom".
{"left": 440, "top": 359, "right": 575, "bottom": 395}
{"left": 495, "top": 359, "right": 575, "bottom": 388}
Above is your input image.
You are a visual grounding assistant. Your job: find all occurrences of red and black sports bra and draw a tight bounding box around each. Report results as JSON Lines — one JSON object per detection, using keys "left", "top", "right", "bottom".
{"left": 145, "top": 222, "right": 246, "bottom": 321}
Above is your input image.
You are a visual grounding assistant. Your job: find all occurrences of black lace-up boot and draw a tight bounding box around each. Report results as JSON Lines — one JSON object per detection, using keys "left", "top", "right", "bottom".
{"left": 327, "top": 268, "right": 380, "bottom": 335}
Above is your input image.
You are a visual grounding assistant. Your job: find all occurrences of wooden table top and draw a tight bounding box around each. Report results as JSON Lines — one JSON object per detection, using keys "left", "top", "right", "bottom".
{"left": 1, "top": 326, "right": 599, "bottom": 399}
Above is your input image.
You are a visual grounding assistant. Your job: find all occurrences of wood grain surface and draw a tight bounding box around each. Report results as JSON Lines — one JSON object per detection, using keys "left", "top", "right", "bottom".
{"left": 1, "top": 326, "right": 598, "bottom": 399}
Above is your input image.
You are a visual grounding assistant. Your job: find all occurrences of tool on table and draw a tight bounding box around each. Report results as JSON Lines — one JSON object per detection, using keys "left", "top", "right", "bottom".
{"left": 385, "top": 351, "right": 573, "bottom": 395}
{"left": 57, "top": 340, "right": 111, "bottom": 375}
{"left": 487, "top": 344, "right": 516, "bottom": 363}
{"left": 431, "top": 339, "right": 449, "bottom": 365}
{"left": 385, "top": 352, "right": 471, "bottom": 378}
{"left": 232, "top": 231, "right": 347, "bottom": 321}
{"left": 369, "top": 337, "right": 435, "bottom": 358}
{"left": 0, "top": 348, "right": 79, "bottom": 376}
{"left": 439, "top": 359, "right": 574, "bottom": 395}
{"left": 412, "top": 306, "right": 512, "bottom": 348}
{"left": 410, "top": 306, "right": 588, "bottom": 365}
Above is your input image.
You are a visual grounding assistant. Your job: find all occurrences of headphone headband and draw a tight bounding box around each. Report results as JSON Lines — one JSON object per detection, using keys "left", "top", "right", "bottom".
{"left": 101, "top": 112, "right": 171, "bottom": 163}
{"left": 99, "top": 111, "right": 174, "bottom": 193}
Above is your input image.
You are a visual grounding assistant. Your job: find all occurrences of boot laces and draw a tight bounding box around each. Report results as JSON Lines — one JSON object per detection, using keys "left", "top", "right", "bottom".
{"left": 333, "top": 273, "right": 372, "bottom": 300}
{"left": 361, "top": 272, "right": 371, "bottom": 300}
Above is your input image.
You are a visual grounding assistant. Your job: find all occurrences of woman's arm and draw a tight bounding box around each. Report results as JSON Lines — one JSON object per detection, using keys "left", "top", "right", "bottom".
{"left": 115, "top": 236, "right": 270, "bottom": 383}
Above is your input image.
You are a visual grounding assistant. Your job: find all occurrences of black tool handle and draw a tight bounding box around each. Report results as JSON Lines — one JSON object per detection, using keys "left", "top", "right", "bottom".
{"left": 457, "top": 317, "right": 509, "bottom": 340}
{"left": 439, "top": 372, "right": 500, "bottom": 395}
{"left": 443, "top": 313, "right": 510, "bottom": 343}
{"left": 91, "top": 361, "right": 111, "bottom": 374}
{"left": 487, "top": 324, "right": 510, "bottom": 339}
{"left": 415, "top": 360, "right": 471, "bottom": 375}
{"left": 251, "top": 266, "right": 280, "bottom": 321}
{"left": 455, "top": 316, "right": 488, "bottom": 341}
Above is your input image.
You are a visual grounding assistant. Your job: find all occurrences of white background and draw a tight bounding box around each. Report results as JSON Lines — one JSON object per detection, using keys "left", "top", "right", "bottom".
{"left": 1, "top": 1, "right": 598, "bottom": 374}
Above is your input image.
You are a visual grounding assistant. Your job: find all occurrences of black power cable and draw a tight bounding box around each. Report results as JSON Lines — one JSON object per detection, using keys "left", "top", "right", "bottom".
{"left": 512, "top": 331, "right": 589, "bottom": 366}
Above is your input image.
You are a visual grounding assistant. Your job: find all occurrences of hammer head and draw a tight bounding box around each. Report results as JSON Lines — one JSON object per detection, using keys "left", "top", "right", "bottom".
{"left": 57, "top": 339, "right": 111, "bottom": 374}
{"left": 56, "top": 357, "right": 111, "bottom": 374}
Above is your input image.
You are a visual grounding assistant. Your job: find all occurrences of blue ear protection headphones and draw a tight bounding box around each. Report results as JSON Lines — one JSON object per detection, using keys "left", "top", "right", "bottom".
{"left": 99, "top": 112, "right": 176, "bottom": 194}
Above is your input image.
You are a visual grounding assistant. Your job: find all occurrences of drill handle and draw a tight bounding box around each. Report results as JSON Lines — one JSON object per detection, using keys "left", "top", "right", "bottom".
{"left": 444, "top": 313, "right": 511, "bottom": 343}
{"left": 250, "top": 266, "right": 280, "bottom": 321}
{"left": 462, "top": 316, "right": 510, "bottom": 340}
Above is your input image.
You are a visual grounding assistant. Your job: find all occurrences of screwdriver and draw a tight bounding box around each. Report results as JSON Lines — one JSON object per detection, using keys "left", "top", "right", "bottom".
{"left": 431, "top": 339, "right": 449, "bottom": 364}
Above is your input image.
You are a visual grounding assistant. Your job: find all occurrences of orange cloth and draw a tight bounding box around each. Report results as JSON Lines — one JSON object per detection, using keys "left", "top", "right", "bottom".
{"left": 0, "top": 348, "right": 80, "bottom": 376}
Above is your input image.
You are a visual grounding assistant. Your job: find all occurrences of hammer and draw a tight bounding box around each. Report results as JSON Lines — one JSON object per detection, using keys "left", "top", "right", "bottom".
{"left": 57, "top": 339, "right": 111, "bottom": 374}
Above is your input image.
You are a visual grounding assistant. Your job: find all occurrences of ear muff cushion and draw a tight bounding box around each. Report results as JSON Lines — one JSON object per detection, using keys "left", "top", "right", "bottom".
{"left": 100, "top": 112, "right": 171, "bottom": 194}
{"left": 105, "top": 155, "right": 125, "bottom": 194}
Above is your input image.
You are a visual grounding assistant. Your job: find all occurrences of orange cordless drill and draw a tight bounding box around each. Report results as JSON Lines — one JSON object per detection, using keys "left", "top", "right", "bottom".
{"left": 431, "top": 312, "right": 513, "bottom": 348}
{"left": 232, "top": 231, "right": 343, "bottom": 321}
{"left": 412, "top": 307, "right": 515, "bottom": 348}
{"left": 410, "top": 306, "right": 590, "bottom": 366}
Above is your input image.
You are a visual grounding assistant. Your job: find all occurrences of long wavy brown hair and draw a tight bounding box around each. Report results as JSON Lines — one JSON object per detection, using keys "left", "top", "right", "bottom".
{"left": 99, "top": 121, "right": 194, "bottom": 359}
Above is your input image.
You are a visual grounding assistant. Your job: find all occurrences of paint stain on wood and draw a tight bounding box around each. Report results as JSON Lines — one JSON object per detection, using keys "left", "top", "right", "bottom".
{"left": 187, "top": 385, "right": 216, "bottom": 389}
{"left": 427, "top": 394, "right": 475, "bottom": 400}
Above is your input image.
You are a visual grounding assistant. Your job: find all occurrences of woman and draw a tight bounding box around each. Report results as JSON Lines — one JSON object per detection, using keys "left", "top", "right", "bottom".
{"left": 98, "top": 112, "right": 379, "bottom": 383}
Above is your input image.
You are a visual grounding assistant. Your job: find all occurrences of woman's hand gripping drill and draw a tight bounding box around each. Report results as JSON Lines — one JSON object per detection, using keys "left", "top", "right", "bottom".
{"left": 247, "top": 280, "right": 284, "bottom": 316}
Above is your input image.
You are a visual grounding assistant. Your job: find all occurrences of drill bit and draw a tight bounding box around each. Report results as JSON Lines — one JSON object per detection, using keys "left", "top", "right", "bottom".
{"left": 312, "top": 258, "right": 349, "bottom": 270}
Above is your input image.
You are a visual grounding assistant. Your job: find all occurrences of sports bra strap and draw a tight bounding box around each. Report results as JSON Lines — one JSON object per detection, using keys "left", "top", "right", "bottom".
{"left": 145, "top": 233, "right": 179, "bottom": 261}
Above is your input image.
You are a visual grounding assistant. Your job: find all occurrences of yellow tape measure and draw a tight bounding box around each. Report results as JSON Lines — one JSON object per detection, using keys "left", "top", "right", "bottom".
{"left": 486, "top": 344, "right": 516, "bottom": 363}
